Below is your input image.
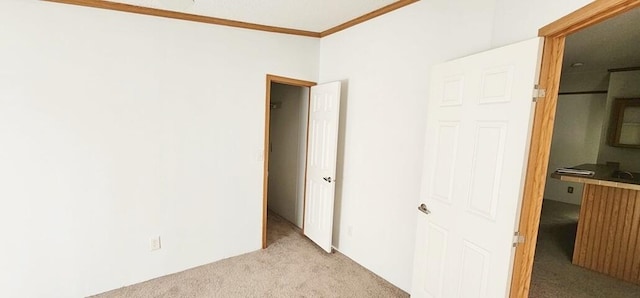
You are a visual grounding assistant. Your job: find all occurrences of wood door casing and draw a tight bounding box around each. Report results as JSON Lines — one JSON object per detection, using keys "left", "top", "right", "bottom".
{"left": 510, "top": 1, "right": 640, "bottom": 296}
{"left": 263, "top": 75, "right": 316, "bottom": 249}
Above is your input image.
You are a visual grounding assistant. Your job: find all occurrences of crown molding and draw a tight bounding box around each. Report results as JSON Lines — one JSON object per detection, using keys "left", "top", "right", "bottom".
{"left": 321, "top": 0, "right": 418, "bottom": 37}
{"left": 43, "top": 0, "right": 419, "bottom": 38}
{"left": 44, "top": 0, "right": 321, "bottom": 37}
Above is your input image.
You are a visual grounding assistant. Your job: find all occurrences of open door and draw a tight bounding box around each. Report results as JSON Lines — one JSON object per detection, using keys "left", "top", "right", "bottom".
{"left": 303, "top": 81, "right": 342, "bottom": 253}
{"left": 411, "top": 38, "right": 542, "bottom": 297}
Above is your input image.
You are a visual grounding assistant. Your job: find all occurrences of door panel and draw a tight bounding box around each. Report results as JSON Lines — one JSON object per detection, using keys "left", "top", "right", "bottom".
{"left": 432, "top": 122, "right": 459, "bottom": 204}
{"left": 422, "top": 222, "right": 448, "bottom": 298}
{"left": 458, "top": 241, "right": 490, "bottom": 297}
{"left": 412, "top": 38, "right": 542, "bottom": 298}
{"left": 467, "top": 122, "right": 506, "bottom": 220}
{"left": 303, "top": 81, "right": 341, "bottom": 253}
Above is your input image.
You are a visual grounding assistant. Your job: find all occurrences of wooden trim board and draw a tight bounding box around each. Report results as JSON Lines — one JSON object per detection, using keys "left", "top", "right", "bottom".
{"left": 43, "top": 0, "right": 418, "bottom": 38}
{"left": 263, "top": 78, "right": 271, "bottom": 249}
{"left": 510, "top": 0, "right": 640, "bottom": 297}
{"left": 539, "top": 0, "right": 640, "bottom": 37}
{"left": 509, "top": 35, "right": 565, "bottom": 298}
{"left": 266, "top": 75, "right": 316, "bottom": 88}
{"left": 558, "top": 90, "right": 608, "bottom": 95}
{"left": 262, "top": 75, "right": 316, "bottom": 249}
{"left": 320, "top": 0, "right": 419, "bottom": 37}
{"left": 609, "top": 66, "right": 640, "bottom": 72}
{"left": 44, "top": 0, "right": 320, "bottom": 37}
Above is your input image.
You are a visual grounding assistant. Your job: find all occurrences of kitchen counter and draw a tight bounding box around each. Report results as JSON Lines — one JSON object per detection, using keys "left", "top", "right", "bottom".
{"left": 551, "top": 163, "right": 640, "bottom": 191}
{"left": 552, "top": 163, "right": 640, "bottom": 285}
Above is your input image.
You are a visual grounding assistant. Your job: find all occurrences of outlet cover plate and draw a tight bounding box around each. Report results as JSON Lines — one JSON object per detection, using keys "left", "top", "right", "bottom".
{"left": 150, "top": 236, "right": 161, "bottom": 251}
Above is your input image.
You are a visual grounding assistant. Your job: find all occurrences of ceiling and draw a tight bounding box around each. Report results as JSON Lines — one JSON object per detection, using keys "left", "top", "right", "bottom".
{"left": 53, "top": 1, "right": 640, "bottom": 68}
{"left": 563, "top": 6, "right": 640, "bottom": 74}
{"left": 102, "top": 0, "right": 400, "bottom": 32}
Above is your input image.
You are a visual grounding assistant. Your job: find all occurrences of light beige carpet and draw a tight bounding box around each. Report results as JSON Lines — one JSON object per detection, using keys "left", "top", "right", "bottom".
{"left": 92, "top": 213, "right": 408, "bottom": 298}
{"left": 529, "top": 200, "right": 640, "bottom": 297}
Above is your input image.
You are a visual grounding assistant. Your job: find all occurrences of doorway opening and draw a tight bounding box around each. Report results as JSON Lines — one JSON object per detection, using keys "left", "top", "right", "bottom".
{"left": 262, "top": 75, "right": 316, "bottom": 249}
{"left": 529, "top": 6, "right": 640, "bottom": 296}
{"left": 267, "top": 82, "right": 309, "bottom": 231}
{"left": 511, "top": 1, "right": 640, "bottom": 297}
{"left": 262, "top": 75, "right": 343, "bottom": 252}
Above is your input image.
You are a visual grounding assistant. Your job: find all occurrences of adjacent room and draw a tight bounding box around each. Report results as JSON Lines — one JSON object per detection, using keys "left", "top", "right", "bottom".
{"left": 531, "top": 6, "right": 640, "bottom": 297}
{"left": 266, "top": 82, "right": 309, "bottom": 232}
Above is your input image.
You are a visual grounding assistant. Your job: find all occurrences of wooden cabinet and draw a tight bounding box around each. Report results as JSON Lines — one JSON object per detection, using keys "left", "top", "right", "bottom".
{"left": 609, "top": 98, "right": 640, "bottom": 148}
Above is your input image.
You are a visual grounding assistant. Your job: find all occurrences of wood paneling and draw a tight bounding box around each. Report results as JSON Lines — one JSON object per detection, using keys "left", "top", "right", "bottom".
{"left": 573, "top": 184, "right": 640, "bottom": 285}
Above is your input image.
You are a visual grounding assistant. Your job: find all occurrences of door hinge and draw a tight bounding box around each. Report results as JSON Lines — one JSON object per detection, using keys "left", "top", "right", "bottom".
{"left": 513, "top": 231, "right": 525, "bottom": 247}
{"left": 533, "top": 85, "right": 546, "bottom": 102}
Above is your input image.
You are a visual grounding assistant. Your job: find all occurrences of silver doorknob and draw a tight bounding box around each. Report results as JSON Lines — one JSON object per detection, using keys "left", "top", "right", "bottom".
{"left": 323, "top": 177, "right": 332, "bottom": 183}
{"left": 418, "top": 203, "right": 431, "bottom": 215}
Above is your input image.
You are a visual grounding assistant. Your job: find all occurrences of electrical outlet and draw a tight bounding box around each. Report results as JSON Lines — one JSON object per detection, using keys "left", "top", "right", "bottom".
{"left": 149, "top": 236, "right": 161, "bottom": 251}
{"left": 568, "top": 186, "right": 574, "bottom": 194}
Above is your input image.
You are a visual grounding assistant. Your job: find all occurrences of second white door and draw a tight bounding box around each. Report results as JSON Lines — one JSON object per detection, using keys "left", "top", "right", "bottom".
{"left": 303, "top": 81, "right": 342, "bottom": 253}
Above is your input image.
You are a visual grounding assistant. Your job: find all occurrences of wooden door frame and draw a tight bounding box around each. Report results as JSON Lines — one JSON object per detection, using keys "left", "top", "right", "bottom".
{"left": 510, "top": 0, "right": 640, "bottom": 296}
{"left": 262, "top": 74, "right": 316, "bottom": 249}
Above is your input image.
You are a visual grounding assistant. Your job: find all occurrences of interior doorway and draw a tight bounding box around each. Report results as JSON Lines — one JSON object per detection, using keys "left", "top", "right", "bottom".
{"left": 262, "top": 75, "right": 316, "bottom": 248}
{"left": 511, "top": 1, "right": 640, "bottom": 297}
{"left": 528, "top": 6, "right": 640, "bottom": 296}
{"left": 267, "top": 83, "right": 309, "bottom": 228}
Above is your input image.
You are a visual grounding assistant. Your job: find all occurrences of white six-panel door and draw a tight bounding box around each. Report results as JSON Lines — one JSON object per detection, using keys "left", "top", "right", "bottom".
{"left": 411, "top": 38, "right": 543, "bottom": 298}
{"left": 304, "top": 81, "right": 341, "bottom": 253}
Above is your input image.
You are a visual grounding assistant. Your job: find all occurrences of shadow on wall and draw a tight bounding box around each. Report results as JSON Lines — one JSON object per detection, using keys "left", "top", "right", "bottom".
{"left": 332, "top": 79, "right": 349, "bottom": 249}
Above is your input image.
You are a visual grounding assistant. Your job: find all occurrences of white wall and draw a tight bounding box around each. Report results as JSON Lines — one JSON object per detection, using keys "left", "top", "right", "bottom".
{"left": 319, "top": 0, "right": 499, "bottom": 291}
{"left": 491, "top": 0, "right": 594, "bottom": 47}
{"left": 318, "top": 0, "right": 601, "bottom": 292}
{"left": 597, "top": 70, "right": 640, "bottom": 171}
{"left": 544, "top": 94, "right": 606, "bottom": 205}
{"left": 0, "top": 1, "right": 318, "bottom": 297}
{"left": 543, "top": 71, "right": 608, "bottom": 205}
{"left": 267, "top": 83, "right": 308, "bottom": 227}
{"left": 560, "top": 71, "right": 611, "bottom": 93}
